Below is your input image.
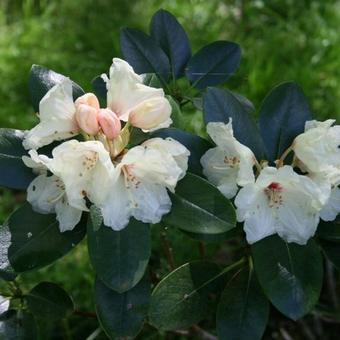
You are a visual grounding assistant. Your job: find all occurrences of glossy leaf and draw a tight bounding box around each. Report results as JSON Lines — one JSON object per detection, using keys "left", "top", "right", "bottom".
{"left": 258, "top": 82, "right": 312, "bottom": 162}
{"left": 316, "top": 217, "right": 340, "bottom": 242}
{"left": 320, "top": 240, "right": 340, "bottom": 271}
{"left": 87, "top": 218, "right": 151, "bottom": 293}
{"left": 149, "top": 261, "right": 223, "bottom": 330}
{"left": 0, "top": 129, "right": 35, "bottom": 190}
{"left": 186, "top": 41, "right": 241, "bottom": 89}
{"left": 91, "top": 75, "right": 107, "bottom": 100}
{"left": 217, "top": 268, "right": 269, "bottom": 340}
{"left": 0, "top": 296, "right": 10, "bottom": 316}
{"left": 0, "top": 224, "right": 17, "bottom": 281}
{"left": 7, "top": 203, "right": 86, "bottom": 273}
{"left": 120, "top": 28, "right": 170, "bottom": 82}
{"left": 150, "top": 9, "right": 191, "bottom": 79}
{"left": 163, "top": 173, "right": 236, "bottom": 235}
{"left": 0, "top": 310, "right": 37, "bottom": 340}
{"left": 151, "top": 128, "right": 212, "bottom": 176}
{"left": 26, "top": 282, "right": 74, "bottom": 320}
{"left": 29, "top": 64, "right": 84, "bottom": 112}
{"left": 203, "top": 87, "right": 266, "bottom": 160}
{"left": 183, "top": 225, "right": 242, "bottom": 243}
{"left": 95, "top": 277, "right": 150, "bottom": 339}
{"left": 252, "top": 235, "right": 323, "bottom": 320}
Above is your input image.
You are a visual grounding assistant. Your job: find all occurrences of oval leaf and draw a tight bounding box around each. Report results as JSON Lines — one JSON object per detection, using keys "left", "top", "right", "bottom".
{"left": 151, "top": 128, "right": 213, "bottom": 176}
{"left": 0, "top": 310, "right": 37, "bottom": 340}
{"left": 29, "top": 64, "right": 85, "bottom": 112}
{"left": 252, "top": 235, "right": 323, "bottom": 320}
{"left": 163, "top": 173, "right": 236, "bottom": 235}
{"left": 87, "top": 218, "right": 151, "bottom": 293}
{"left": 8, "top": 203, "right": 86, "bottom": 273}
{"left": 258, "top": 82, "right": 312, "bottom": 162}
{"left": 317, "top": 217, "right": 340, "bottom": 242}
{"left": 186, "top": 41, "right": 241, "bottom": 89}
{"left": 149, "top": 261, "right": 223, "bottom": 330}
{"left": 0, "top": 224, "right": 17, "bottom": 281}
{"left": 95, "top": 277, "right": 150, "bottom": 339}
{"left": 150, "top": 9, "right": 191, "bottom": 79}
{"left": 26, "top": 282, "right": 74, "bottom": 321}
{"left": 0, "top": 129, "right": 35, "bottom": 190}
{"left": 120, "top": 28, "right": 170, "bottom": 82}
{"left": 91, "top": 75, "right": 107, "bottom": 100}
{"left": 217, "top": 268, "right": 269, "bottom": 340}
{"left": 320, "top": 240, "right": 340, "bottom": 271}
{"left": 203, "top": 87, "right": 266, "bottom": 160}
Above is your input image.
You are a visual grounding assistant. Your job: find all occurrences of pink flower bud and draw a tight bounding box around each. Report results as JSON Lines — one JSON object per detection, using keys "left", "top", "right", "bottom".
{"left": 98, "top": 108, "right": 121, "bottom": 140}
{"left": 75, "top": 104, "right": 100, "bottom": 135}
{"left": 75, "top": 93, "right": 100, "bottom": 110}
{"left": 128, "top": 97, "right": 171, "bottom": 131}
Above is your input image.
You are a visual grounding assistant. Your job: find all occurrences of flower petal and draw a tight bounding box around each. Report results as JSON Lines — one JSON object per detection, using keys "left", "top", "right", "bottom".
{"left": 104, "top": 58, "right": 164, "bottom": 121}
{"left": 23, "top": 79, "right": 78, "bottom": 150}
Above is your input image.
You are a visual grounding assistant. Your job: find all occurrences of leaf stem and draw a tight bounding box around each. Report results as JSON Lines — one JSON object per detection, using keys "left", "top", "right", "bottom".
{"left": 160, "top": 227, "right": 176, "bottom": 270}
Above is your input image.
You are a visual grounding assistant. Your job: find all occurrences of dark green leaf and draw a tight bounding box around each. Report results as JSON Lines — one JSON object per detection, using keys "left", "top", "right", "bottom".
{"left": 0, "top": 310, "right": 37, "bottom": 340}
{"left": 151, "top": 128, "right": 212, "bottom": 176}
{"left": 143, "top": 73, "right": 162, "bottom": 88}
{"left": 203, "top": 87, "right": 266, "bottom": 160}
{"left": 317, "top": 217, "right": 340, "bottom": 242}
{"left": 186, "top": 41, "right": 241, "bottom": 89}
{"left": 252, "top": 235, "right": 323, "bottom": 320}
{"left": 95, "top": 277, "right": 150, "bottom": 339}
{"left": 182, "top": 225, "right": 242, "bottom": 243}
{"left": 29, "top": 64, "right": 84, "bottom": 112}
{"left": 149, "top": 261, "right": 223, "bottom": 330}
{"left": 90, "top": 205, "right": 103, "bottom": 232}
{"left": 320, "top": 240, "right": 340, "bottom": 271}
{"left": 217, "top": 268, "right": 269, "bottom": 340}
{"left": 150, "top": 9, "right": 191, "bottom": 79}
{"left": 0, "top": 224, "right": 17, "bottom": 281}
{"left": 26, "top": 282, "right": 74, "bottom": 320}
{"left": 0, "top": 296, "right": 10, "bottom": 316}
{"left": 8, "top": 203, "right": 86, "bottom": 273}
{"left": 0, "top": 129, "right": 35, "bottom": 190}
{"left": 91, "top": 75, "right": 107, "bottom": 100}
{"left": 163, "top": 173, "right": 236, "bottom": 235}
{"left": 87, "top": 218, "right": 150, "bottom": 293}
{"left": 120, "top": 28, "right": 170, "bottom": 82}
{"left": 258, "top": 82, "right": 312, "bottom": 162}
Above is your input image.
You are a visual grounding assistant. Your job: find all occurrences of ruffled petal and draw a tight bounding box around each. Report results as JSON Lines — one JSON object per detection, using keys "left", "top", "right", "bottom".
{"left": 23, "top": 79, "right": 78, "bottom": 150}
{"left": 104, "top": 58, "right": 164, "bottom": 121}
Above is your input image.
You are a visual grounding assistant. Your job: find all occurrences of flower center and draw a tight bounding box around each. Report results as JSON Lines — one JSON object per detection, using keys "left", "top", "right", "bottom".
{"left": 264, "top": 182, "right": 283, "bottom": 208}
{"left": 224, "top": 156, "right": 240, "bottom": 168}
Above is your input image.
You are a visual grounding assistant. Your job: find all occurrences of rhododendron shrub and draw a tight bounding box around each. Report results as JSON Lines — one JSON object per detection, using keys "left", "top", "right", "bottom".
{"left": 0, "top": 9, "right": 339, "bottom": 339}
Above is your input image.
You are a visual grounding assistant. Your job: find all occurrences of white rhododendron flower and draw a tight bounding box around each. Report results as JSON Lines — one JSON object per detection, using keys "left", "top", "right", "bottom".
{"left": 23, "top": 79, "right": 78, "bottom": 150}
{"left": 46, "top": 140, "right": 115, "bottom": 210}
{"left": 308, "top": 173, "right": 339, "bottom": 222}
{"left": 103, "top": 58, "right": 172, "bottom": 131}
{"left": 293, "top": 119, "right": 340, "bottom": 176}
{"left": 200, "top": 120, "right": 256, "bottom": 198}
{"left": 320, "top": 184, "right": 340, "bottom": 221}
{"left": 99, "top": 138, "right": 189, "bottom": 230}
{"left": 235, "top": 166, "right": 329, "bottom": 245}
{"left": 23, "top": 150, "right": 84, "bottom": 232}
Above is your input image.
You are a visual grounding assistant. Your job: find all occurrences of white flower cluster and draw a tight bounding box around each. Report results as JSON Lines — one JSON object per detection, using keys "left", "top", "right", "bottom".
{"left": 201, "top": 119, "right": 340, "bottom": 245}
{"left": 22, "top": 58, "right": 190, "bottom": 232}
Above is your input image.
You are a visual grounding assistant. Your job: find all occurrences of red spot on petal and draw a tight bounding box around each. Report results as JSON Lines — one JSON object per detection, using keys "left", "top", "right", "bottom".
{"left": 267, "top": 182, "right": 282, "bottom": 190}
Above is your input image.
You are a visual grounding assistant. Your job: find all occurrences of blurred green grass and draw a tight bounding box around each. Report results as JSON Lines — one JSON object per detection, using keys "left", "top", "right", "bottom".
{"left": 1, "top": 0, "right": 340, "bottom": 338}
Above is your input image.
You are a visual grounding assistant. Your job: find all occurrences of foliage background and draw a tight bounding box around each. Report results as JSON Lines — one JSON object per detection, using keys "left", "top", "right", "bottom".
{"left": 0, "top": 0, "right": 340, "bottom": 338}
